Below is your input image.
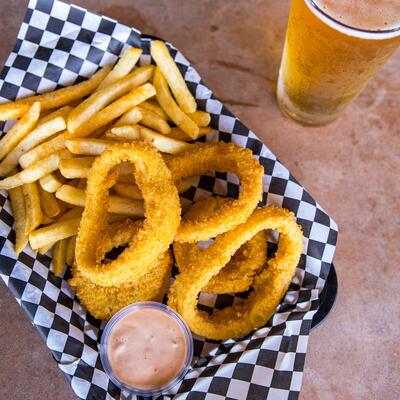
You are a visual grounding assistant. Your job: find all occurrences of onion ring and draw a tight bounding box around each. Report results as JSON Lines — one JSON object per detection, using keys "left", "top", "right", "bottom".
{"left": 174, "top": 196, "right": 267, "bottom": 294}
{"left": 70, "top": 219, "right": 172, "bottom": 320}
{"left": 168, "top": 206, "right": 303, "bottom": 340}
{"left": 166, "top": 142, "right": 264, "bottom": 243}
{"left": 75, "top": 142, "right": 181, "bottom": 286}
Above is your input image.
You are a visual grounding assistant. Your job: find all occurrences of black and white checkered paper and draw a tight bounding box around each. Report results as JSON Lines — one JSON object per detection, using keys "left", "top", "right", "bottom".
{"left": 0, "top": 1, "right": 338, "bottom": 399}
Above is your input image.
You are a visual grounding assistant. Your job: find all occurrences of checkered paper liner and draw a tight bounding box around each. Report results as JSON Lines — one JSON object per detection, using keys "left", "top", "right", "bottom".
{"left": 0, "top": 1, "right": 338, "bottom": 399}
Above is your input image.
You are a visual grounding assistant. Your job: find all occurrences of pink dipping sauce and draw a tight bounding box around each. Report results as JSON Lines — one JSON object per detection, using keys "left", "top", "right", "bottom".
{"left": 106, "top": 308, "right": 188, "bottom": 390}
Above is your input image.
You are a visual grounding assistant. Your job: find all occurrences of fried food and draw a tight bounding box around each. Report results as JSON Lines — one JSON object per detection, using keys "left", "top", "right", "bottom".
{"left": 22, "top": 182, "right": 42, "bottom": 235}
{"left": 153, "top": 67, "right": 199, "bottom": 139}
{"left": 137, "top": 105, "right": 171, "bottom": 134}
{"left": 0, "top": 66, "right": 110, "bottom": 121}
{"left": 53, "top": 238, "right": 68, "bottom": 277}
{"left": 0, "top": 102, "right": 41, "bottom": 161}
{"left": 174, "top": 196, "right": 267, "bottom": 294}
{"left": 140, "top": 127, "right": 192, "bottom": 154}
{"left": 168, "top": 206, "right": 303, "bottom": 340}
{"left": 168, "top": 126, "right": 211, "bottom": 142}
{"left": 9, "top": 186, "right": 28, "bottom": 254}
{"left": 75, "top": 142, "right": 181, "bottom": 286}
{"left": 39, "top": 173, "right": 63, "bottom": 193}
{"left": 151, "top": 40, "right": 197, "bottom": 114}
{"left": 166, "top": 142, "right": 264, "bottom": 242}
{"left": 70, "top": 219, "right": 172, "bottom": 320}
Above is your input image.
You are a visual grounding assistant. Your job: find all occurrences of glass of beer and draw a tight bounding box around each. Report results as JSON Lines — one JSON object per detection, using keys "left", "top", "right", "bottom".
{"left": 277, "top": 0, "right": 400, "bottom": 125}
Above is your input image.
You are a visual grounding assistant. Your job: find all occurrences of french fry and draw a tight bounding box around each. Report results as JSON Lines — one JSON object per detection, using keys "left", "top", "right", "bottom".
{"left": 114, "top": 107, "right": 142, "bottom": 127}
{"left": 9, "top": 186, "right": 28, "bottom": 253}
{"left": 39, "top": 173, "right": 63, "bottom": 193}
{"left": 38, "top": 206, "right": 83, "bottom": 254}
{"left": 113, "top": 162, "right": 135, "bottom": 184}
{"left": 0, "top": 117, "right": 67, "bottom": 176}
{"left": 39, "top": 186, "right": 61, "bottom": 218}
{"left": 150, "top": 40, "right": 197, "bottom": 113}
{"left": 140, "top": 127, "right": 192, "bottom": 154}
{"left": 103, "top": 126, "right": 140, "bottom": 142}
{"left": 66, "top": 139, "right": 117, "bottom": 156}
{"left": 0, "top": 149, "right": 72, "bottom": 190}
{"left": 87, "top": 124, "right": 111, "bottom": 138}
{"left": 19, "top": 133, "right": 66, "bottom": 168}
{"left": 0, "top": 102, "right": 41, "bottom": 161}
{"left": 59, "top": 157, "right": 95, "bottom": 179}
{"left": 114, "top": 178, "right": 191, "bottom": 200}
{"left": 140, "top": 100, "right": 167, "bottom": 120}
{"left": 52, "top": 238, "right": 68, "bottom": 277}
{"left": 0, "top": 66, "right": 111, "bottom": 121}
{"left": 37, "top": 105, "right": 73, "bottom": 125}
{"left": 96, "top": 48, "right": 143, "bottom": 90}
{"left": 22, "top": 182, "right": 42, "bottom": 236}
{"left": 41, "top": 215, "right": 56, "bottom": 225}
{"left": 29, "top": 218, "right": 81, "bottom": 250}
{"left": 67, "top": 65, "right": 153, "bottom": 133}
{"left": 138, "top": 106, "right": 171, "bottom": 134}
{"left": 66, "top": 235, "right": 77, "bottom": 266}
{"left": 168, "top": 126, "right": 211, "bottom": 141}
{"left": 55, "top": 185, "right": 144, "bottom": 217}
{"left": 153, "top": 68, "right": 199, "bottom": 139}
{"left": 66, "top": 83, "right": 156, "bottom": 138}
{"left": 113, "top": 183, "right": 142, "bottom": 200}
{"left": 187, "top": 111, "right": 211, "bottom": 127}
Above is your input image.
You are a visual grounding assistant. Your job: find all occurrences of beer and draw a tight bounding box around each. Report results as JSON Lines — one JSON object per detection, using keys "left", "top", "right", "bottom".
{"left": 277, "top": 0, "right": 400, "bottom": 125}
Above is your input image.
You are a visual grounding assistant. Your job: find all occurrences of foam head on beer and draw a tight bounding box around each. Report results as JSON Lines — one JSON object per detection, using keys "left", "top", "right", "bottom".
{"left": 314, "top": 0, "right": 400, "bottom": 32}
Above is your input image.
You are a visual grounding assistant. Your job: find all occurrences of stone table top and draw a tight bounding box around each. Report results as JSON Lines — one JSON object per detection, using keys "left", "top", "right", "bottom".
{"left": 0, "top": 1, "right": 399, "bottom": 399}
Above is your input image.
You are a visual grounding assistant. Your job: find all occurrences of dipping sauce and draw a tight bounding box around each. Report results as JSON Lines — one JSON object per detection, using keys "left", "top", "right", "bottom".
{"left": 101, "top": 303, "right": 192, "bottom": 394}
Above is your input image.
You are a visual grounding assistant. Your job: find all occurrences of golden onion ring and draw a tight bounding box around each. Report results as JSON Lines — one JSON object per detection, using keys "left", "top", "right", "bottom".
{"left": 166, "top": 142, "right": 264, "bottom": 243}
{"left": 75, "top": 142, "right": 181, "bottom": 286}
{"left": 168, "top": 206, "right": 303, "bottom": 340}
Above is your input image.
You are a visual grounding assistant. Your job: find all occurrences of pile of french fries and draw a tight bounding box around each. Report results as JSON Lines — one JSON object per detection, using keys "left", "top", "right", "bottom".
{"left": 0, "top": 41, "right": 211, "bottom": 276}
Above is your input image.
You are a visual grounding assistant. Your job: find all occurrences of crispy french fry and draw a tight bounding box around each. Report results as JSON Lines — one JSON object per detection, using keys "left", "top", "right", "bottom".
{"left": 19, "top": 133, "right": 66, "bottom": 168}
{"left": 113, "top": 182, "right": 142, "bottom": 200}
{"left": 153, "top": 68, "right": 199, "bottom": 139}
{"left": 114, "top": 177, "right": 191, "bottom": 200}
{"left": 187, "top": 111, "right": 211, "bottom": 127}
{"left": 55, "top": 185, "right": 144, "bottom": 217}
{"left": 37, "top": 207, "right": 82, "bottom": 253}
{"left": 168, "top": 126, "right": 211, "bottom": 141}
{"left": 9, "top": 186, "right": 28, "bottom": 253}
{"left": 96, "top": 48, "right": 143, "bottom": 90}
{"left": 0, "top": 117, "right": 67, "bottom": 176}
{"left": 66, "top": 235, "right": 76, "bottom": 266}
{"left": 87, "top": 124, "right": 111, "bottom": 138}
{"left": 151, "top": 40, "right": 197, "bottom": 113}
{"left": 22, "top": 182, "right": 42, "bottom": 236}
{"left": 0, "top": 66, "right": 111, "bottom": 121}
{"left": 114, "top": 107, "right": 142, "bottom": 127}
{"left": 140, "top": 100, "right": 167, "bottom": 120}
{"left": 65, "top": 139, "right": 118, "bottom": 156}
{"left": 41, "top": 215, "right": 55, "bottom": 225}
{"left": 138, "top": 106, "right": 171, "bottom": 134}
{"left": 0, "top": 102, "right": 41, "bottom": 161}
{"left": 29, "top": 218, "right": 81, "bottom": 250}
{"left": 66, "top": 83, "right": 156, "bottom": 138}
{"left": 37, "top": 105, "right": 73, "bottom": 125}
{"left": 139, "top": 127, "right": 191, "bottom": 154}
{"left": 59, "top": 157, "right": 95, "bottom": 179}
{"left": 39, "top": 186, "right": 61, "bottom": 218}
{"left": 39, "top": 173, "right": 63, "bottom": 193}
{"left": 67, "top": 65, "right": 153, "bottom": 133}
{"left": 53, "top": 238, "right": 68, "bottom": 276}
{"left": 0, "top": 149, "right": 72, "bottom": 190}
{"left": 103, "top": 126, "right": 140, "bottom": 142}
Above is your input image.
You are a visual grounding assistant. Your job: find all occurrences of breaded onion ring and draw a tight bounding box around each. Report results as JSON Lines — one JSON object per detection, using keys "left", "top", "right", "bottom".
{"left": 70, "top": 219, "right": 172, "bottom": 320}
{"left": 168, "top": 206, "right": 303, "bottom": 340}
{"left": 174, "top": 196, "right": 267, "bottom": 294}
{"left": 166, "top": 142, "right": 264, "bottom": 242}
{"left": 75, "top": 142, "right": 181, "bottom": 286}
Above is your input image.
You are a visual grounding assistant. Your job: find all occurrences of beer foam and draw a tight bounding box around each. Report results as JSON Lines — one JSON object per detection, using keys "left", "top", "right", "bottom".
{"left": 309, "top": 0, "right": 400, "bottom": 39}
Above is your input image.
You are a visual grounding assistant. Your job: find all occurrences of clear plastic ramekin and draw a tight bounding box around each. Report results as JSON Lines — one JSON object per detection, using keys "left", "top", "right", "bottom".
{"left": 99, "top": 301, "right": 194, "bottom": 397}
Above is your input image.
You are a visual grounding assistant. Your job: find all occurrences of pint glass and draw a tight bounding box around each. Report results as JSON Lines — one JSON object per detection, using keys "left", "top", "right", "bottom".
{"left": 277, "top": 0, "right": 400, "bottom": 125}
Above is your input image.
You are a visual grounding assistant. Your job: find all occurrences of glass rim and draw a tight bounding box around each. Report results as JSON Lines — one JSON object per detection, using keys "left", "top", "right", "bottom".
{"left": 99, "top": 301, "right": 194, "bottom": 397}
{"left": 306, "top": 0, "right": 400, "bottom": 37}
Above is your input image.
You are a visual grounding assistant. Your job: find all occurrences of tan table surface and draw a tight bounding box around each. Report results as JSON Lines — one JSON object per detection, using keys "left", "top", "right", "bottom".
{"left": 0, "top": 1, "right": 399, "bottom": 399}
